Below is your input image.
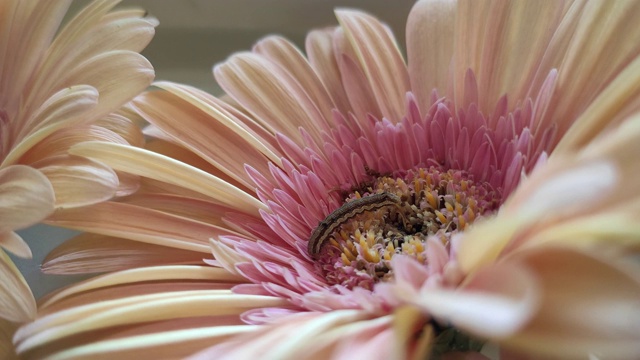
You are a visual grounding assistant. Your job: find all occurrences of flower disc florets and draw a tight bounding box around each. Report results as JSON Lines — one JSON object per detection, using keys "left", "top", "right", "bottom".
{"left": 315, "top": 166, "right": 501, "bottom": 290}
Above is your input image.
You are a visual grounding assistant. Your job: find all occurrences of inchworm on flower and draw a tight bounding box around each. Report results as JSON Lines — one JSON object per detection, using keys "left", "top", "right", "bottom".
{"left": 308, "top": 192, "right": 402, "bottom": 258}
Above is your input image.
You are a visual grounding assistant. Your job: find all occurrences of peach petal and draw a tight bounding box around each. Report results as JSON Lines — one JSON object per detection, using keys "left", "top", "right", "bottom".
{"left": 406, "top": 0, "right": 456, "bottom": 113}
{"left": 69, "top": 141, "right": 265, "bottom": 215}
{"left": 134, "top": 85, "right": 274, "bottom": 189}
{"left": 555, "top": 56, "right": 640, "bottom": 153}
{"left": 44, "top": 325, "right": 254, "bottom": 360}
{"left": 546, "top": 0, "right": 640, "bottom": 141}
{"left": 502, "top": 247, "right": 640, "bottom": 358}
{"left": 254, "top": 36, "right": 337, "bottom": 127}
{"left": 2, "top": 86, "right": 98, "bottom": 167}
{"left": 214, "top": 53, "right": 331, "bottom": 144}
{"left": 0, "top": 318, "right": 19, "bottom": 360}
{"left": 305, "top": 28, "right": 352, "bottom": 116}
{"left": 41, "top": 265, "right": 245, "bottom": 308}
{"left": 45, "top": 201, "right": 227, "bottom": 253}
{"left": 188, "top": 310, "right": 375, "bottom": 360}
{"left": 415, "top": 261, "right": 539, "bottom": 338}
{"left": 0, "top": 165, "right": 54, "bottom": 232}
{"left": 15, "top": 291, "right": 286, "bottom": 353}
{"left": 42, "top": 233, "right": 206, "bottom": 275}
{"left": 36, "top": 155, "right": 119, "bottom": 209}
{"left": 0, "top": 249, "right": 36, "bottom": 322}
{"left": 0, "top": 231, "right": 31, "bottom": 259}
{"left": 336, "top": 9, "right": 410, "bottom": 122}
{"left": 0, "top": 1, "right": 69, "bottom": 109}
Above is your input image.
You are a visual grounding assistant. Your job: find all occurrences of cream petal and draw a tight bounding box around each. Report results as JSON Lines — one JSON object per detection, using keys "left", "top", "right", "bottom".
{"left": 69, "top": 141, "right": 265, "bottom": 215}
{"left": 305, "top": 28, "right": 352, "bottom": 116}
{"left": 42, "top": 233, "right": 206, "bottom": 275}
{"left": 16, "top": 125, "right": 128, "bottom": 165}
{"left": 544, "top": 0, "right": 640, "bottom": 142}
{"left": 45, "top": 201, "right": 230, "bottom": 253}
{"left": 41, "top": 265, "right": 245, "bottom": 308}
{"left": 453, "top": 0, "right": 571, "bottom": 112}
{"left": 14, "top": 85, "right": 99, "bottom": 143}
{"left": 0, "top": 165, "right": 54, "bottom": 232}
{"left": 511, "top": 160, "right": 616, "bottom": 220}
{"left": 188, "top": 310, "right": 376, "bottom": 360}
{"left": 254, "top": 36, "right": 338, "bottom": 126}
{"left": 2, "top": 86, "right": 98, "bottom": 167}
{"left": 15, "top": 291, "right": 286, "bottom": 353}
{"left": 44, "top": 325, "right": 254, "bottom": 360}
{"left": 214, "top": 52, "right": 331, "bottom": 145}
{"left": 134, "top": 84, "right": 275, "bottom": 189}
{"left": 0, "top": 231, "right": 31, "bottom": 258}
{"left": 335, "top": 9, "right": 410, "bottom": 122}
{"left": 555, "top": 56, "right": 640, "bottom": 153}
{"left": 393, "top": 306, "right": 433, "bottom": 360}
{"left": 36, "top": 155, "right": 119, "bottom": 209}
{"left": 25, "top": 0, "right": 156, "bottom": 112}
{"left": 0, "top": 318, "right": 19, "bottom": 360}
{"left": 406, "top": 0, "right": 456, "bottom": 113}
{"left": 64, "top": 50, "right": 154, "bottom": 121}
{"left": 416, "top": 261, "right": 539, "bottom": 338}
{"left": 332, "top": 28, "right": 383, "bottom": 122}
{"left": 95, "top": 112, "right": 146, "bottom": 148}
{"left": 459, "top": 114, "right": 640, "bottom": 272}
{"left": 502, "top": 247, "right": 640, "bottom": 359}
{"left": 0, "top": 249, "right": 36, "bottom": 322}
{"left": 0, "top": 0, "right": 70, "bottom": 110}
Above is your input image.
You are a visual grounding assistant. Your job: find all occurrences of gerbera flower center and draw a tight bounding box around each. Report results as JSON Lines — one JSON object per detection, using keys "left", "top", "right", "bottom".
{"left": 313, "top": 166, "right": 501, "bottom": 290}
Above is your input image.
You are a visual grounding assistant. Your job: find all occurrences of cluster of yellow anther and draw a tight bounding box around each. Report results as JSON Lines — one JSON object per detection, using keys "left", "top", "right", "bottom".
{"left": 316, "top": 166, "right": 500, "bottom": 288}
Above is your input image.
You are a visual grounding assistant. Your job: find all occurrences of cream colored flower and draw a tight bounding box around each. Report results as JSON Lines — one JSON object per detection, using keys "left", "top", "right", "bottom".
{"left": 0, "top": 0, "right": 155, "bottom": 353}
{"left": 15, "top": 0, "right": 640, "bottom": 359}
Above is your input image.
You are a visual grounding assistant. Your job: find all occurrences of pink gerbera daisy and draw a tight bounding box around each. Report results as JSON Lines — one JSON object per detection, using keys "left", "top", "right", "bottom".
{"left": 14, "top": 0, "right": 640, "bottom": 359}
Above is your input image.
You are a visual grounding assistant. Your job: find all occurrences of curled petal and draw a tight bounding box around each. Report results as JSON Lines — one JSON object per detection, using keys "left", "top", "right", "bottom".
{"left": 410, "top": 260, "right": 539, "bottom": 338}
{"left": 0, "top": 231, "right": 31, "bottom": 259}
{"left": 36, "top": 155, "right": 118, "bottom": 209}
{"left": 502, "top": 247, "right": 640, "bottom": 359}
{"left": 188, "top": 310, "right": 391, "bottom": 360}
{"left": 0, "top": 249, "right": 36, "bottom": 322}
{"left": 0, "top": 165, "right": 54, "bottom": 232}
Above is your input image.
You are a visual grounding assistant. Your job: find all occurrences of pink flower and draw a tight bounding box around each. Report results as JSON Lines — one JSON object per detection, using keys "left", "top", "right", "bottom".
{"left": 16, "top": 0, "right": 640, "bottom": 359}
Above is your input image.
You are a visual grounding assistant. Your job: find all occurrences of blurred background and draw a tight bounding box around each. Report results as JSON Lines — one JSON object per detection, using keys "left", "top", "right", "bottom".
{"left": 14, "top": 0, "right": 416, "bottom": 299}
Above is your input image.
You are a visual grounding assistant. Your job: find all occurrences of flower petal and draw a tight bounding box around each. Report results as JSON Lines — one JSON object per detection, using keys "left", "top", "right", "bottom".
{"left": 502, "top": 247, "right": 640, "bottom": 359}
{"left": 0, "top": 249, "right": 36, "bottom": 322}
{"left": 0, "top": 231, "right": 31, "bottom": 259}
{"left": 2, "top": 85, "right": 98, "bottom": 167}
{"left": 41, "top": 325, "right": 254, "bottom": 360}
{"left": 188, "top": 310, "right": 385, "bottom": 360}
{"left": 406, "top": 0, "right": 457, "bottom": 112}
{"left": 544, "top": 0, "right": 640, "bottom": 142}
{"left": 15, "top": 289, "right": 285, "bottom": 354}
{"left": 336, "top": 9, "right": 410, "bottom": 122}
{"left": 42, "top": 233, "right": 207, "bottom": 275}
{"left": 0, "top": 165, "right": 54, "bottom": 232}
{"left": 0, "top": 0, "right": 70, "bottom": 109}
{"left": 134, "top": 84, "right": 275, "bottom": 189}
{"left": 69, "top": 141, "right": 265, "bottom": 215}
{"left": 305, "top": 28, "right": 352, "bottom": 116}
{"left": 215, "top": 52, "right": 331, "bottom": 145}
{"left": 45, "top": 201, "right": 228, "bottom": 253}
{"left": 0, "top": 318, "right": 19, "bottom": 360}
{"left": 414, "top": 260, "right": 539, "bottom": 338}
{"left": 36, "top": 155, "right": 119, "bottom": 209}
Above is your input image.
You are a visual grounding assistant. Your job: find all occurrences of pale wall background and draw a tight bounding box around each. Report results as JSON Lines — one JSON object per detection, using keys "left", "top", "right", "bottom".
{"left": 14, "top": 0, "right": 416, "bottom": 299}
